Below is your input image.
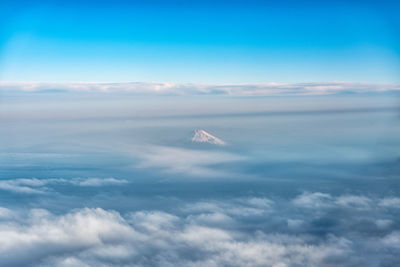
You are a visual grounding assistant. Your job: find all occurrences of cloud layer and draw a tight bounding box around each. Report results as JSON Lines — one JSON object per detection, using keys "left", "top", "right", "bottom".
{"left": 0, "top": 193, "right": 399, "bottom": 266}
{"left": 1, "top": 81, "right": 399, "bottom": 96}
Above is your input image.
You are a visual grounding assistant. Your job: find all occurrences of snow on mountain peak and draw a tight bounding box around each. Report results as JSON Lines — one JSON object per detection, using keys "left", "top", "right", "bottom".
{"left": 191, "top": 129, "right": 226, "bottom": 146}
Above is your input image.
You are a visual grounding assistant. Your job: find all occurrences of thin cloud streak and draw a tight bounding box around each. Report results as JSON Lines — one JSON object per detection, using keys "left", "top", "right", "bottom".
{"left": 1, "top": 81, "right": 399, "bottom": 96}
{"left": 0, "top": 178, "right": 129, "bottom": 194}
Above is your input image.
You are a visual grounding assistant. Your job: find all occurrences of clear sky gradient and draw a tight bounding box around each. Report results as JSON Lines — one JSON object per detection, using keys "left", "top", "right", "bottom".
{"left": 0, "top": 0, "right": 399, "bottom": 83}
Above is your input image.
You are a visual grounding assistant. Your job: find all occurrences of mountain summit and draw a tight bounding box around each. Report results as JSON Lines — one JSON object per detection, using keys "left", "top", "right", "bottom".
{"left": 191, "top": 129, "right": 226, "bottom": 146}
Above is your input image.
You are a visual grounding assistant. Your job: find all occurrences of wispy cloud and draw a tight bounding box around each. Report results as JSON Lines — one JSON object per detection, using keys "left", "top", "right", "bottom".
{"left": 1, "top": 81, "right": 399, "bottom": 96}
{"left": 292, "top": 192, "right": 333, "bottom": 209}
{"left": 72, "top": 178, "right": 128, "bottom": 187}
{"left": 293, "top": 192, "right": 373, "bottom": 210}
{"left": 135, "top": 145, "right": 244, "bottom": 177}
{"left": 183, "top": 197, "right": 274, "bottom": 217}
{"left": 0, "top": 178, "right": 128, "bottom": 194}
{"left": 379, "top": 197, "right": 400, "bottom": 208}
{"left": 335, "top": 195, "right": 372, "bottom": 210}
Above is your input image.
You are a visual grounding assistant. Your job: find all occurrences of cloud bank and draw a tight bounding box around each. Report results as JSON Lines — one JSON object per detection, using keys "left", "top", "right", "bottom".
{"left": 1, "top": 193, "right": 400, "bottom": 266}
{"left": 1, "top": 81, "right": 399, "bottom": 96}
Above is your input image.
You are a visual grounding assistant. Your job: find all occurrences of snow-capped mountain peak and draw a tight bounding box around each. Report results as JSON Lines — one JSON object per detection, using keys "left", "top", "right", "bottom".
{"left": 191, "top": 129, "right": 226, "bottom": 146}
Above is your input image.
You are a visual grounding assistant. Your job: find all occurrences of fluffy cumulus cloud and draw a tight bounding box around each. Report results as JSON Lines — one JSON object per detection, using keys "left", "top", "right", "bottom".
{"left": 1, "top": 81, "right": 399, "bottom": 96}
{"left": 0, "top": 178, "right": 128, "bottom": 194}
{"left": 0, "top": 193, "right": 399, "bottom": 266}
{"left": 0, "top": 205, "right": 352, "bottom": 266}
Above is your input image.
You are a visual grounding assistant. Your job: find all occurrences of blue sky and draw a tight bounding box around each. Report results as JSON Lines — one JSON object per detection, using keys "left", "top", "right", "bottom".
{"left": 0, "top": 0, "right": 399, "bottom": 83}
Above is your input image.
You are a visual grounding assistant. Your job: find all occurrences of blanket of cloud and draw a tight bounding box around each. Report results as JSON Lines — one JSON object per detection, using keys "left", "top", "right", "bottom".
{"left": 1, "top": 194, "right": 400, "bottom": 267}
{"left": 1, "top": 81, "right": 400, "bottom": 96}
{"left": 1, "top": 90, "right": 400, "bottom": 266}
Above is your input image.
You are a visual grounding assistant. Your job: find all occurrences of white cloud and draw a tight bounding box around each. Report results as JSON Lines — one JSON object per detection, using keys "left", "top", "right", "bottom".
{"left": 1, "top": 81, "right": 399, "bottom": 96}
{"left": 379, "top": 197, "right": 400, "bottom": 208}
{"left": 287, "top": 219, "right": 304, "bottom": 230}
{"left": 135, "top": 145, "right": 244, "bottom": 177}
{"left": 0, "top": 178, "right": 128, "bottom": 194}
{"left": 244, "top": 197, "right": 274, "bottom": 209}
{"left": 0, "top": 193, "right": 398, "bottom": 266}
{"left": 71, "top": 178, "right": 129, "bottom": 187}
{"left": 375, "top": 219, "right": 393, "bottom": 230}
{"left": 381, "top": 231, "right": 400, "bottom": 249}
{"left": 292, "top": 192, "right": 333, "bottom": 209}
{"left": 183, "top": 197, "right": 274, "bottom": 217}
{"left": 292, "top": 193, "right": 380, "bottom": 211}
{"left": 0, "top": 207, "right": 356, "bottom": 267}
{"left": 186, "top": 212, "right": 234, "bottom": 226}
{"left": 0, "top": 207, "right": 13, "bottom": 219}
{"left": 0, "top": 208, "right": 137, "bottom": 266}
{"left": 0, "top": 178, "right": 49, "bottom": 194}
{"left": 335, "top": 195, "right": 371, "bottom": 210}
{"left": 128, "top": 211, "right": 179, "bottom": 233}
